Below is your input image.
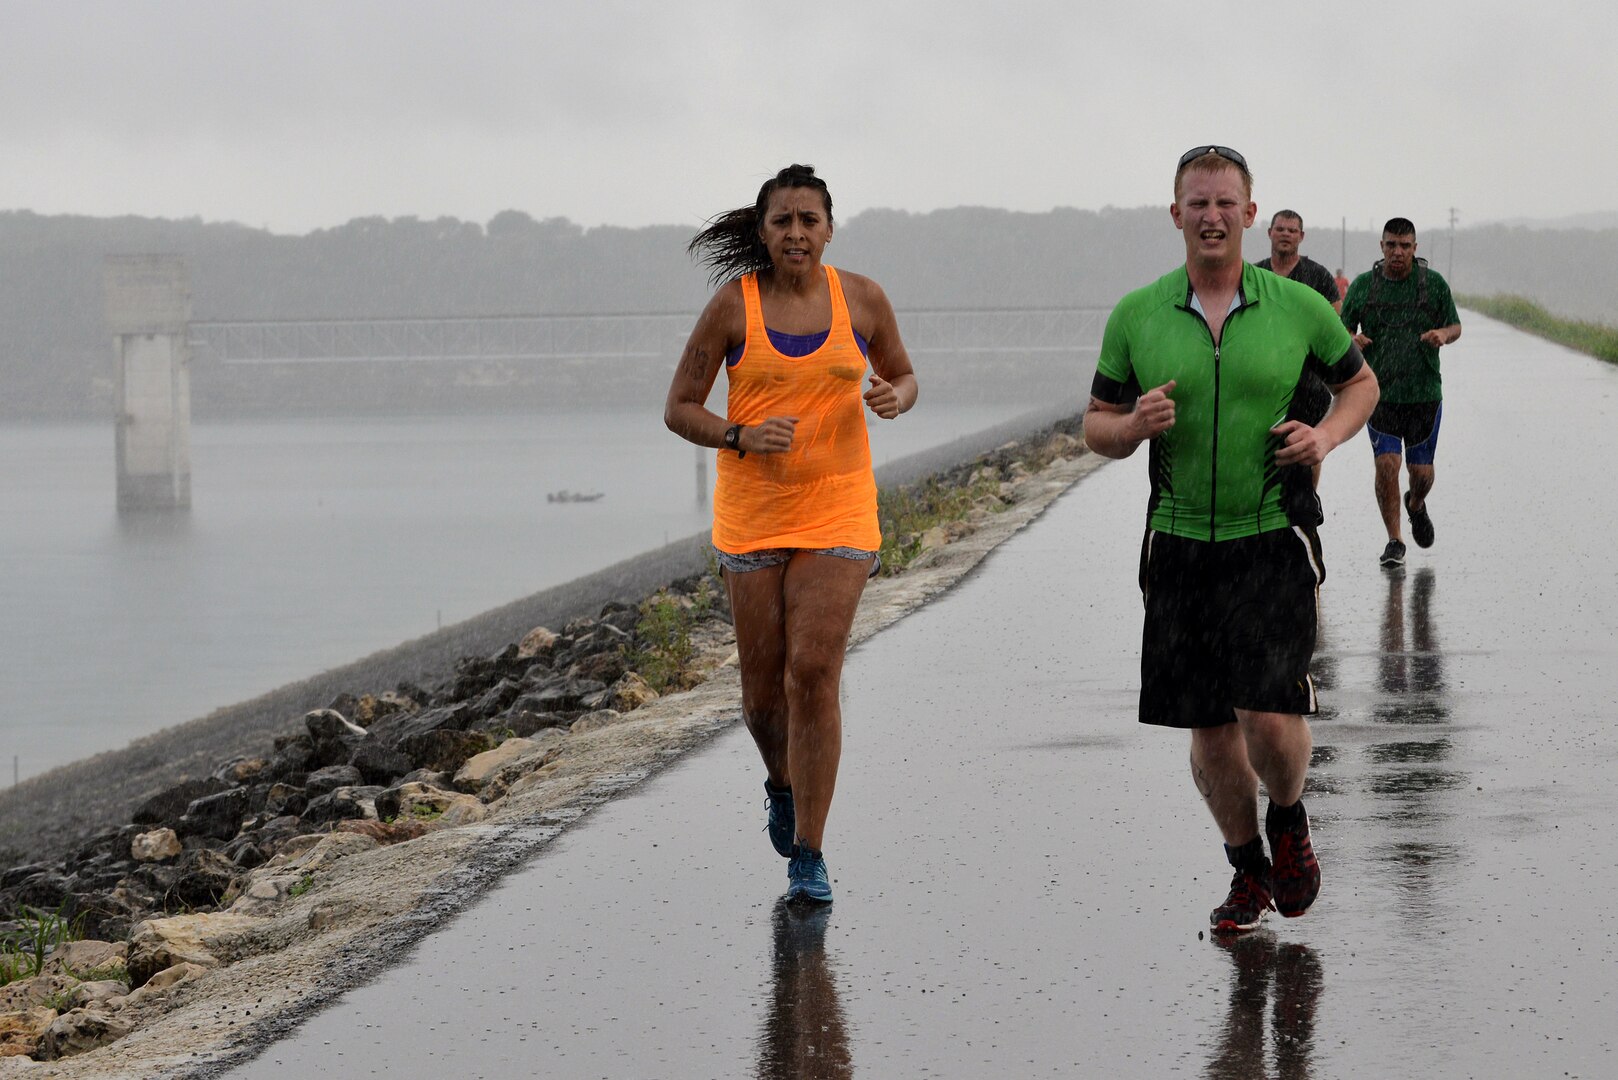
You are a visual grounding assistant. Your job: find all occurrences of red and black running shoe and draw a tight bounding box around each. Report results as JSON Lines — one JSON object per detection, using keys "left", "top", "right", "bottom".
{"left": 1210, "top": 866, "right": 1273, "bottom": 934}
{"left": 1267, "top": 800, "right": 1321, "bottom": 918}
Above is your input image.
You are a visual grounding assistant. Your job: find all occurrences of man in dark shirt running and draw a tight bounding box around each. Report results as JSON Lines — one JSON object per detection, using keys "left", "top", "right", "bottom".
{"left": 1258, "top": 210, "right": 1342, "bottom": 487}
{"left": 1341, "top": 219, "right": 1463, "bottom": 568}
{"left": 1258, "top": 211, "right": 1341, "bottom": 311}
{"left": 1085, "top": 147, "right": 1378, "bottom": 934}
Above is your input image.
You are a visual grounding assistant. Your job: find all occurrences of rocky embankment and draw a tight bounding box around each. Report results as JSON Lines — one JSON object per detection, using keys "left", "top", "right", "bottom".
{"left": 0, "top": 425, "right": 1103, "bottom": 1077}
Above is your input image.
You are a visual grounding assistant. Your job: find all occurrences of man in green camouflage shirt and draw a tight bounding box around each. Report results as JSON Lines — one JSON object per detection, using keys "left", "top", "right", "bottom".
{"left": 1341, "top": 218, "right": 1462, "bottom": 568}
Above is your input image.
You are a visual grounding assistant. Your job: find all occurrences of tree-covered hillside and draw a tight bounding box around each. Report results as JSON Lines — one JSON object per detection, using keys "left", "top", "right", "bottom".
{"left": 3, "top": 207, "right": 1613, "bottom": 418}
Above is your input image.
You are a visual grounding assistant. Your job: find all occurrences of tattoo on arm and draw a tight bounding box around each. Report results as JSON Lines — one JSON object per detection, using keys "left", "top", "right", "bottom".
{"left": 679, "top": 344, "right": 712, "bottom": 381}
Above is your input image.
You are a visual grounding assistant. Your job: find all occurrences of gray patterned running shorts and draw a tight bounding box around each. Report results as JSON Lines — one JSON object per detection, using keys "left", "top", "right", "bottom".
{"left": 714, "top": 545, "right": 881, "bottom": 578}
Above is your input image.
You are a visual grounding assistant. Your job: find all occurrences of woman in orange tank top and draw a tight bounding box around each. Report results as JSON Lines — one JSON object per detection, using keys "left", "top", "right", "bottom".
{"left": 664, "top": 165, "right": 918, "bottom": 904}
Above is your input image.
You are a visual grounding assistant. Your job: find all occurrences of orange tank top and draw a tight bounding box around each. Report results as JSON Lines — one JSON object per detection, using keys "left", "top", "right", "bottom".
{"left": 711, "top": 266, "right": 880, "bottom": 553}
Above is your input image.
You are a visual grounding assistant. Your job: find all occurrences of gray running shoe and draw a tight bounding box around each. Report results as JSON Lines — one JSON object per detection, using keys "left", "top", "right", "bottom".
{"left": 1379, "top": 540, "right": 1407, "bottom": 568}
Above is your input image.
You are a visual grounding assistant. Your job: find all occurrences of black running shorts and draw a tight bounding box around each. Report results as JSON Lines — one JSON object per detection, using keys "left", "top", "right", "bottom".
{"left": 1136, "top": 527, "right": 1324, "bottom": 728}
{"left": 1366, "top": 400, "right": 1441, "bottom": 448}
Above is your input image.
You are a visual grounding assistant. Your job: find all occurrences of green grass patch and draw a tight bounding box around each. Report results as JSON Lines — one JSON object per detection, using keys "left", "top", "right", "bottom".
{"left": 70, "top": 960, "right": 128, "bottom": 983}
{"left": 1458, "top": 294, "right": 1618, "bottom": 364}
{"left": 288, "top": 874, "right": 315, "bottom": 899}
{"left": 877, "top": 474, "right": 1005, "bottom": 574}
{"left": 628, "top": 581, "right": 715, "bottom": 693}
{"left": 42, "top": 989, "right": 76, "bottom": 1011}
{"left": 0, "top": 905, "right": 84, "bottom": 987}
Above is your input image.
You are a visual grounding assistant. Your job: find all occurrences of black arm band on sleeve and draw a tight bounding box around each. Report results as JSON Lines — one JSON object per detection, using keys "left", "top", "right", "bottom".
{"left": 1091, "top": 370, "right": 1140, "bottom": 406}
{"left": 1317, "top": 341, "right": 1366, "bottom": 387}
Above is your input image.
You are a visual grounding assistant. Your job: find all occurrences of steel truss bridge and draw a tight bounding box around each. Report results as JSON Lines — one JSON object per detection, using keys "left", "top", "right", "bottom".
{"left": 188, "top": 307, "right": 1108, "bottom": 365}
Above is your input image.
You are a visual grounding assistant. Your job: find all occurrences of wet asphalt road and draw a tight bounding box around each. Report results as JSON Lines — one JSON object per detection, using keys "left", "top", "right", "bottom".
{"left": 226, "top": 314, "right": 1616, "bottom": 1079}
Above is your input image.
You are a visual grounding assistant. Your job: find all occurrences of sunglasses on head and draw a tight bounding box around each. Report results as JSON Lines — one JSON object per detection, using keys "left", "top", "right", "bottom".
{"left": 1177, "top": 145, "right": 1249, "bottom": 171}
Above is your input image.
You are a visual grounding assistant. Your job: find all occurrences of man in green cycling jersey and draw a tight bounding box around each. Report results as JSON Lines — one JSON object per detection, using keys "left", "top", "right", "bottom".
{"left": 1084, "top": 146, "right": 1379, "bottom": 934}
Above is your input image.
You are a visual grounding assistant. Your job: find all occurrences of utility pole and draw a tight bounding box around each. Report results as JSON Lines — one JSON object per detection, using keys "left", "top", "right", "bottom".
{"left": 1448, "top": 207, "right": 1459, "bottom": 280}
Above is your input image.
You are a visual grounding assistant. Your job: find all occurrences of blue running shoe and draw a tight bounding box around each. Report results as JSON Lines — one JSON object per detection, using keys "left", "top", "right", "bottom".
{"left": 764, "top": 780, "right": 795, "bottom": 858}
{"left": 786, "top": 844, "right": 833, "bottom": 904}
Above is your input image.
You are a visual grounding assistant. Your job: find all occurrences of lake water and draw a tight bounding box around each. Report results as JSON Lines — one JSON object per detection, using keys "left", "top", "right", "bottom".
{"left": 0, "top": 402, "right": 1042, "bottom": 780}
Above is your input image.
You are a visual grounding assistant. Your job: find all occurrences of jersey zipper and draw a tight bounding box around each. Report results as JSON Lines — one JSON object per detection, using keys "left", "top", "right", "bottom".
{"left": 1210, "top": 341, "right": 1222, "bottom": 540}
{"left": 1182, "top": 305, "right": 1222, "bottom": 541}
{"left": 1186, "top": 296, "right": 1253, "bottom": 541}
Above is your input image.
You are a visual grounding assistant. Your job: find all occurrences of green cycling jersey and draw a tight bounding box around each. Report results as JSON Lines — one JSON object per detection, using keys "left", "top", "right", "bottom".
{"left": 1093, "top": 263, "right": 1359, "bottom": 541}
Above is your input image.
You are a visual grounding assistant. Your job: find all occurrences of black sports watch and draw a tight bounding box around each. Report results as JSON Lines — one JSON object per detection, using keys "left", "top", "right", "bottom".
{"left": 724, "top": 424, "right": 745, "bottom": 457}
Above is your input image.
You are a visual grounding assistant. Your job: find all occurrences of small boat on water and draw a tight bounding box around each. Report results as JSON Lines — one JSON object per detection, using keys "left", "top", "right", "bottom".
{"left": 547, "top": 490, "right": 605, "bottom": 503}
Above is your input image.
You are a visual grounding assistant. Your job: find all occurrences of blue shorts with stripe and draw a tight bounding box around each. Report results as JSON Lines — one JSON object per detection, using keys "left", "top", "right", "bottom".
{"left": 1367, "top": 400, "right": 1442, "bottom": 465}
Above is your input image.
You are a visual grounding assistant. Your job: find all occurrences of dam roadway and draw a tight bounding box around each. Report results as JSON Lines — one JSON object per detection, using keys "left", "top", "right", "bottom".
{"left": 221, "top": 314, "right": 1616, "bottom": 1079}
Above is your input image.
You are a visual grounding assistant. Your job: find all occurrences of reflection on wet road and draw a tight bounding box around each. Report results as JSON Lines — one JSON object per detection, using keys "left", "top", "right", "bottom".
{"left": 759, "top": 900, "right": 851, "bottom": 1079}
{"left": 224, "top": 316, "right": 1615, "bottom": 1079}
{"left": 1205, "top": 935, "right": 1323, "bottom": 1080}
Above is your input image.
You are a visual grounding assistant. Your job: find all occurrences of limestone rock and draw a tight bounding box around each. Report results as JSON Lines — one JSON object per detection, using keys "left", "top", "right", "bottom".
{"left": 43, "top": 941, "right": 126, "bottom": 978}
{"left": 121, "top": 962, "right": 209, "bottom": 1008}
{"left": 276, "top": 832, "right": 379, "bottom": 874}
{"left": 262, "top": 834, "right": 326, "bottom": 866}
{"left": 68, "top": 982, "right": 128, "bottom": 1010}
{"left": 606, "top": 671, "right": 659, "bottom": 713}
{"left": 376, "top": 782, "right": 487, "bottom": 828}
{"left": 0, "top": 975, "right": 75, "bottom": 1014}
{"left": 516, "top": 625, "right": 558, "bottom": 658}
{"left": 334, "top": 818, "right": 431, "bottom": 844}
{"left": 130, "top": 828, "right": 182, "bottom": 864}
{"left": 37, "top": 1007, "right": 133, "bottom": 1060}
{"left": 453, "top": 731, "right": 565, "bottom": 796}
{"left": 135, "top": 961, "right": 208, "bottom": 994}
{"left": 351, "top": 690, "right": 414, "bottom": 727}
{"left": 227, "top": 872, "right": 307, "bottom": 916}
{"left": 1047, "top": 431, "right": 1081, "bottom": 455}
{"left": 125, "top": 913, "right": 262, "bottom": 988}
{"left": 570, "top": 709, "right": 625, "bottom": 734}
{"left": 0, "top": 1006, "right": 57, "bottom": 1058}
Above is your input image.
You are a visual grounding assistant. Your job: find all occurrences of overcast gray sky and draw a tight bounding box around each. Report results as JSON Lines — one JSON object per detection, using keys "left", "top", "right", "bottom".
{"left": 1, "top": 0, "right": 1608, "bottom": 238}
